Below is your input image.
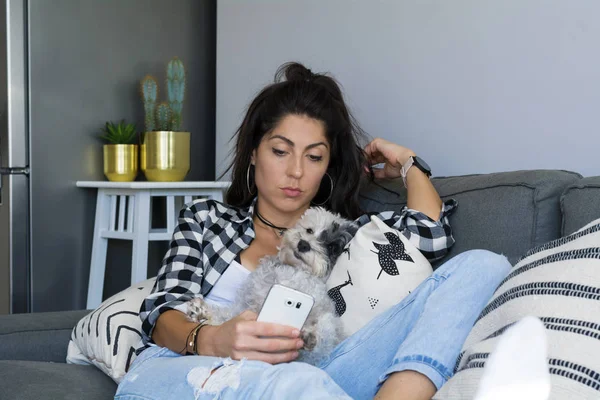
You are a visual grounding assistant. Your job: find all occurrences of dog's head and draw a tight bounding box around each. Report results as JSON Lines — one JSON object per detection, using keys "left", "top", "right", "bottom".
{"left": 278, "top": 207, "right": 359, "bottom": 279}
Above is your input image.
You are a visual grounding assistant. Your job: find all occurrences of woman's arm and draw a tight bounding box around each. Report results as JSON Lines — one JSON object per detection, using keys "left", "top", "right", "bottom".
{"left": 364, "top": 138, "right": 441, "bottom": 220}
{"left": 139, "top": 203, "right": 207, "bottom": 345}
{"left": 362, "top": 138, "right": 457, "bottom": 260}
{"left": 142, "top": 200, "right": 303, "bottom": 363}
{"left": 153, "top": 309, "right": 303, "bottom": 363}
{"left": 152, "top": 310, "right": 203, "bottom": 354}
{"left": 404, "top": 162, "right": 442, "bottom": 220}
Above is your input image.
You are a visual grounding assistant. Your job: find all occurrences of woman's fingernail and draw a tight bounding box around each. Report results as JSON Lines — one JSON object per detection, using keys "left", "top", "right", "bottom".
{"left": 297, "top": 340, "right": 304, "bottom": 349}
{"left": 292, "top": 329, "right": 300, "bottom": 336}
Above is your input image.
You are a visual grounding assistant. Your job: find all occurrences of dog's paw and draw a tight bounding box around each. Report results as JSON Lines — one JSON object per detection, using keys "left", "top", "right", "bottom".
{"left": 186, "top": 296, "right": 211, "bottom": 323}
{"left": 301, "top": 330, "right": 318, "bottom": 351}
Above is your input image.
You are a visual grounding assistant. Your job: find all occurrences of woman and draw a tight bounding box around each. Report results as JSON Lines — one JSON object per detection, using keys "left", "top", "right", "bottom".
{"left": 116, "top": 63, "right": 510, "bottom": 400}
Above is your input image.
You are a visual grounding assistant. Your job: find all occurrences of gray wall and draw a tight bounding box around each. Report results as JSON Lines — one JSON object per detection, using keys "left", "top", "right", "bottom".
{"left": 28, "top": 0, "right": 215, "bottom": 311}
{"left": 216, "top": 0, "right": 600, "bottom": 178}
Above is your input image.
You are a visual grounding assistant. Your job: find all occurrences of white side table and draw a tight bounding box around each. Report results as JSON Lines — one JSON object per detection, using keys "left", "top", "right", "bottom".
{"left": 77, "top": 181, "right": 231, "bottom": 309}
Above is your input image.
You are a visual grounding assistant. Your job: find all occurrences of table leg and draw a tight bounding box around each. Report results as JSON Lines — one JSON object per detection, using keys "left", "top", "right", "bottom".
{"left": 166, "top": 195, "right": 175, "bottom": 234}
{"left": 131, "top": 191, "right": 151, "bottom": 285}
{"left": 87, "top": 190, "right": 110, "bottom": 309}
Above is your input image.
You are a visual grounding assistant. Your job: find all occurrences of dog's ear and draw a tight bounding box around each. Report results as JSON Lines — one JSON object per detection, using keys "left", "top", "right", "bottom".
{"left": 325, "top": 221, "right": 359, "bottom": 261}
{"left": 340, "top": 220, "right": 359, "bottom": 238}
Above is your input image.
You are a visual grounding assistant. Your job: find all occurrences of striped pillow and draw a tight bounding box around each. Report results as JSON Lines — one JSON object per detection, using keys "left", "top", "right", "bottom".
{"left": 66, "top": 278, "right": 155, "bottom": 383}
{"left": 435, "top": 218, "right": 600, "bottom": 399}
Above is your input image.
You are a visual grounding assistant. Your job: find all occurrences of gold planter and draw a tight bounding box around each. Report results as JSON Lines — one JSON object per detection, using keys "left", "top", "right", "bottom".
{"left": 140, "top": 131, "right": 190, "bottom": 182}
{"left": 103, "top": 144, "right": 138, "bottom": 182}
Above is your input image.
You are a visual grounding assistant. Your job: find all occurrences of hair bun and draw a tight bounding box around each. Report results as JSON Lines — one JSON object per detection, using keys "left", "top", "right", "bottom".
{"left": 275, "top": 62, "right": 314, "bottom": 83}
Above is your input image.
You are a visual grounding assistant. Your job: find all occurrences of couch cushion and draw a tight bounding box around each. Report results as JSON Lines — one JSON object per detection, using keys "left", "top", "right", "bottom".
{"left": 359, "top": 170, "right": 582, "bottom": 265}
{"left": 0, "top": 310, "right": 89, "bottom": 363}
{"left": 0, "top": 360, "right": 116, "bottom": 400}
{"left": 561, "top": 176, "right": 600, "bottom": 236}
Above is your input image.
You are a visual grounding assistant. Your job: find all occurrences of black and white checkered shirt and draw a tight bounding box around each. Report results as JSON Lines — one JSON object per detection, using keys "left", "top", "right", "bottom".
{"left": 139, "top": 198, "right": 457, "bottom": 344}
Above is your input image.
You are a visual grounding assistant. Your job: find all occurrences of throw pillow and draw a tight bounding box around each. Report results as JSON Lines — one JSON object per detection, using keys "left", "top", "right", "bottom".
{"left": 434, "top": 217, "right": 600, "bottom": 399}
{"left": 326, "top": 215, "right": 433, "bottom": 336}
{"left": 66, "top": 277, "right": 155, "bottom": 383}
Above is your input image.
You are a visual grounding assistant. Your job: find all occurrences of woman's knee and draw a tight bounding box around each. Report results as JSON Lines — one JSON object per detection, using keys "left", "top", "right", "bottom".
{"left": 460, "top": 248, "right": 509, "bottom": 265}
{"left": 440, "top": 249, "right": 511, "bottom": 284}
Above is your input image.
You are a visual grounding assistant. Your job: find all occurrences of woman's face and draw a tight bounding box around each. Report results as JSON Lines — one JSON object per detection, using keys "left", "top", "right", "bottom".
{"left": 252, "top": 114, "right": 330, "bottom": 214}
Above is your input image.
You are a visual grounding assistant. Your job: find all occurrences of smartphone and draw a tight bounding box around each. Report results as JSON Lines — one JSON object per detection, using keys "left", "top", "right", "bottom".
{"left": 257, "top": 284, "right": 315, "bottom": 330}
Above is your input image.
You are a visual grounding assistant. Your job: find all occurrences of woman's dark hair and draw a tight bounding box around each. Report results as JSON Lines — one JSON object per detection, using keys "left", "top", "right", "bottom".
{"left": 220, "top": 62, "right": 372, "bottom": 220}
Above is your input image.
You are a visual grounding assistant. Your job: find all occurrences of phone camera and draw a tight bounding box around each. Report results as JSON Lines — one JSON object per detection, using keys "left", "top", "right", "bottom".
{"left": 285, "top": 299, "right": 293, "bottom": 307}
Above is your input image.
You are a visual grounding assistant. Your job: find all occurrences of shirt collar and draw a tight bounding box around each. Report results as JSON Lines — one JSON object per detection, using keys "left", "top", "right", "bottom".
{"left": 229, "top": 196, "right": 257, "bottom": 225}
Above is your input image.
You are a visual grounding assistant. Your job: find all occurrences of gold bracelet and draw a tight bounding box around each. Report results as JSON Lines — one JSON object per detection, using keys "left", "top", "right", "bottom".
{"left": 188, "top": 319, "right": 209, "bottom": 355}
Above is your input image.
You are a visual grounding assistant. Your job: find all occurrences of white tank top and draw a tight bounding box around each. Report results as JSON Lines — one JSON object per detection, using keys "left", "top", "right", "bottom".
{"left": 204, "top": 258, "right": 251, "bottom": 307}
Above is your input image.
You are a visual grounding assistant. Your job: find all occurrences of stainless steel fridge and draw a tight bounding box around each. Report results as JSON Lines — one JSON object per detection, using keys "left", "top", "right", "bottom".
{"left": 0, "top": 0, "right": 216, "bottom": 314}
{"left": 0, "top": 0, "right": 31, "bottom": 314}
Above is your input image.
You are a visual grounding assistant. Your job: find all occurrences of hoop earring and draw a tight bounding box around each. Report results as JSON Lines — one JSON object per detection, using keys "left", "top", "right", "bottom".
{"left": 312, "top": 173, "right": 334, "bottom": 206}
{"left": 246, "top": 164, "right": 256, "bottom": 196}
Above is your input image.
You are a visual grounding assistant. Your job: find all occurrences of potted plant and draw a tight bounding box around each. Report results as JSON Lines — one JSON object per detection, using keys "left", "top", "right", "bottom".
{"left": 139, "top": 57, "right": 190, "bottom": 182}
{"left": 100, "top": 120, "right": 139, "bottom": 182}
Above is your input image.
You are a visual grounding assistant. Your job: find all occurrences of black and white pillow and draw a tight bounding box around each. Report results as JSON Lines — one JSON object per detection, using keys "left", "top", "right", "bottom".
{"left": 325, "top": 215, "right": 433, "bottom": 336}
{"left": 66, "top": 278, "right": 155, "bottom": 383}
{"left": 435, "top": 218, "right": 600, "bottom": 399}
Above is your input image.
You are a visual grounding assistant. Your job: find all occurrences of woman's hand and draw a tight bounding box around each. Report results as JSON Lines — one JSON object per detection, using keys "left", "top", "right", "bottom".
{"left": 364, "top": 138, "right": 416, "bottom": 180}
{"left": 364, "top": 137, "right": 442, "bottom": 219}
{"left": 198, "top": 310, "right": 304, "bottom": 364}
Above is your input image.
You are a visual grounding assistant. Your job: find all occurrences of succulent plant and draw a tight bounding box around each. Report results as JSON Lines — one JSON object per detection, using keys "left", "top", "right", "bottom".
{"left": 167, "top": 57, "right": 186, "bottom": 131}
{"left": 156, "top": 102, "right": 172, "bottom": 131}
{"left": 100, "top": 120, "right": 137, "bottom": 144}
{"left": 140, "top": 75, "right": 158, "bottom": 132}
{"left": 139, "top": 57, "right": 186, "bottom": 132}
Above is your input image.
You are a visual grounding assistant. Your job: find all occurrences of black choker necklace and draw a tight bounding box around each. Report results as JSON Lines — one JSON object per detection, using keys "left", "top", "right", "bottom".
{"left": 255, "top": 209, "right": 288, "bottom": 237}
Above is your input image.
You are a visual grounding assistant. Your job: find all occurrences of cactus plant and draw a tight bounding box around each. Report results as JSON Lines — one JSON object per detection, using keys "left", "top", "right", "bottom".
{"left": 139, "top": 57, "right": 187, "bottom": 133}
{"left": 156, "top": 102, "right": 172, "bottom": 131}
{"left": 100, "top": 120, "right": 138, "bottom": 144}
{"left": 167, "top": 57, "right": 186, "bottom": 131}
{"left": 140, "top": 75, "right": 158, "bottom": 132}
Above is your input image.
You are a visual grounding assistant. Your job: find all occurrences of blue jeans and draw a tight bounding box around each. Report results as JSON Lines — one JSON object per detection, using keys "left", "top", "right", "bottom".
{"left": 115, "top": 249, "right": 510, "bottom": 400}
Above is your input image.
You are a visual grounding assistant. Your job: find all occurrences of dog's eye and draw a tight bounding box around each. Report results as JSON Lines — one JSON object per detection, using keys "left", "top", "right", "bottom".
{"left": 306, "top": 228, "right": 314, "bottom": 234}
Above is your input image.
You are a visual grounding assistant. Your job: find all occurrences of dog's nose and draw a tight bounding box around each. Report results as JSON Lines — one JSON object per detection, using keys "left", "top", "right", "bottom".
{"left": 297, "top": 240, "right": 311, "bottom": 253}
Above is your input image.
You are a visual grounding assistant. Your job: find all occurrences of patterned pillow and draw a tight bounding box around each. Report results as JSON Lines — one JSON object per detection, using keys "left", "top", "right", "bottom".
{"left": 66, "top": 278, "right": 155, "bottom": 383}
{"left": 435, "top": 217, "right": 600, "bottom": 399}
{"left": 326, "top": 215, "right": 433, "bottom": 336}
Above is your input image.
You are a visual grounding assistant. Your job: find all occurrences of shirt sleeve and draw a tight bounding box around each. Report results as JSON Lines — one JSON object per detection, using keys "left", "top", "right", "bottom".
{"left": 355, "top": 199, "right": 458, "bottom": 262}
{"left": 139, "top": 200, "right": 209, "bottom": 343}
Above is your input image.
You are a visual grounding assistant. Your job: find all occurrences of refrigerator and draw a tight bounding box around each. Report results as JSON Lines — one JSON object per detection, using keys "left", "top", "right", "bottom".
{"left": 0, "top": 0, "right": 30, "bottom": 314}
{"left": 0, "top": 0, "right": 216, "bottom": 314}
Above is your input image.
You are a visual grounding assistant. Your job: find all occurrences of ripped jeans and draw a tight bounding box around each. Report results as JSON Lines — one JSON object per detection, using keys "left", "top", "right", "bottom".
{"left": 115, "top": 250, "right": 511, "bottom": 400}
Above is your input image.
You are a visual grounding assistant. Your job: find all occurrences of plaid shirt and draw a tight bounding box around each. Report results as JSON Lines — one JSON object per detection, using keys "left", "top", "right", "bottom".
{"left": 139, "top": 198, "right": 457, "bottom": 344}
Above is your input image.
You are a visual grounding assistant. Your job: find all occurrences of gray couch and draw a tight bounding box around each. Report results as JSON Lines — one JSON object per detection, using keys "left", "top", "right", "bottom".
{"left": 2, "top": 169, "right": 599, "bottom": 400}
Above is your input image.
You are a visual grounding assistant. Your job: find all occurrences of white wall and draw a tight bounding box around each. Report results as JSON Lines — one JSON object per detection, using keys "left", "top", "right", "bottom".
{"left": 216, "top": 0, "right": 600, "bottom": 178}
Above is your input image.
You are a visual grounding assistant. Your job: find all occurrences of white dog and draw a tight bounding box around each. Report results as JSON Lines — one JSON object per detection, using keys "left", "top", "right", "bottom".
{"left": 186, "top": 207, "right": 358, "bottom": 365}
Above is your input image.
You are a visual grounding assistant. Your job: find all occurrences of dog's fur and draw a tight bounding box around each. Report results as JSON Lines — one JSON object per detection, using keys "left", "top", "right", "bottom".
{"left": 186, "top": 207, "right": 358, "bottom": 365}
